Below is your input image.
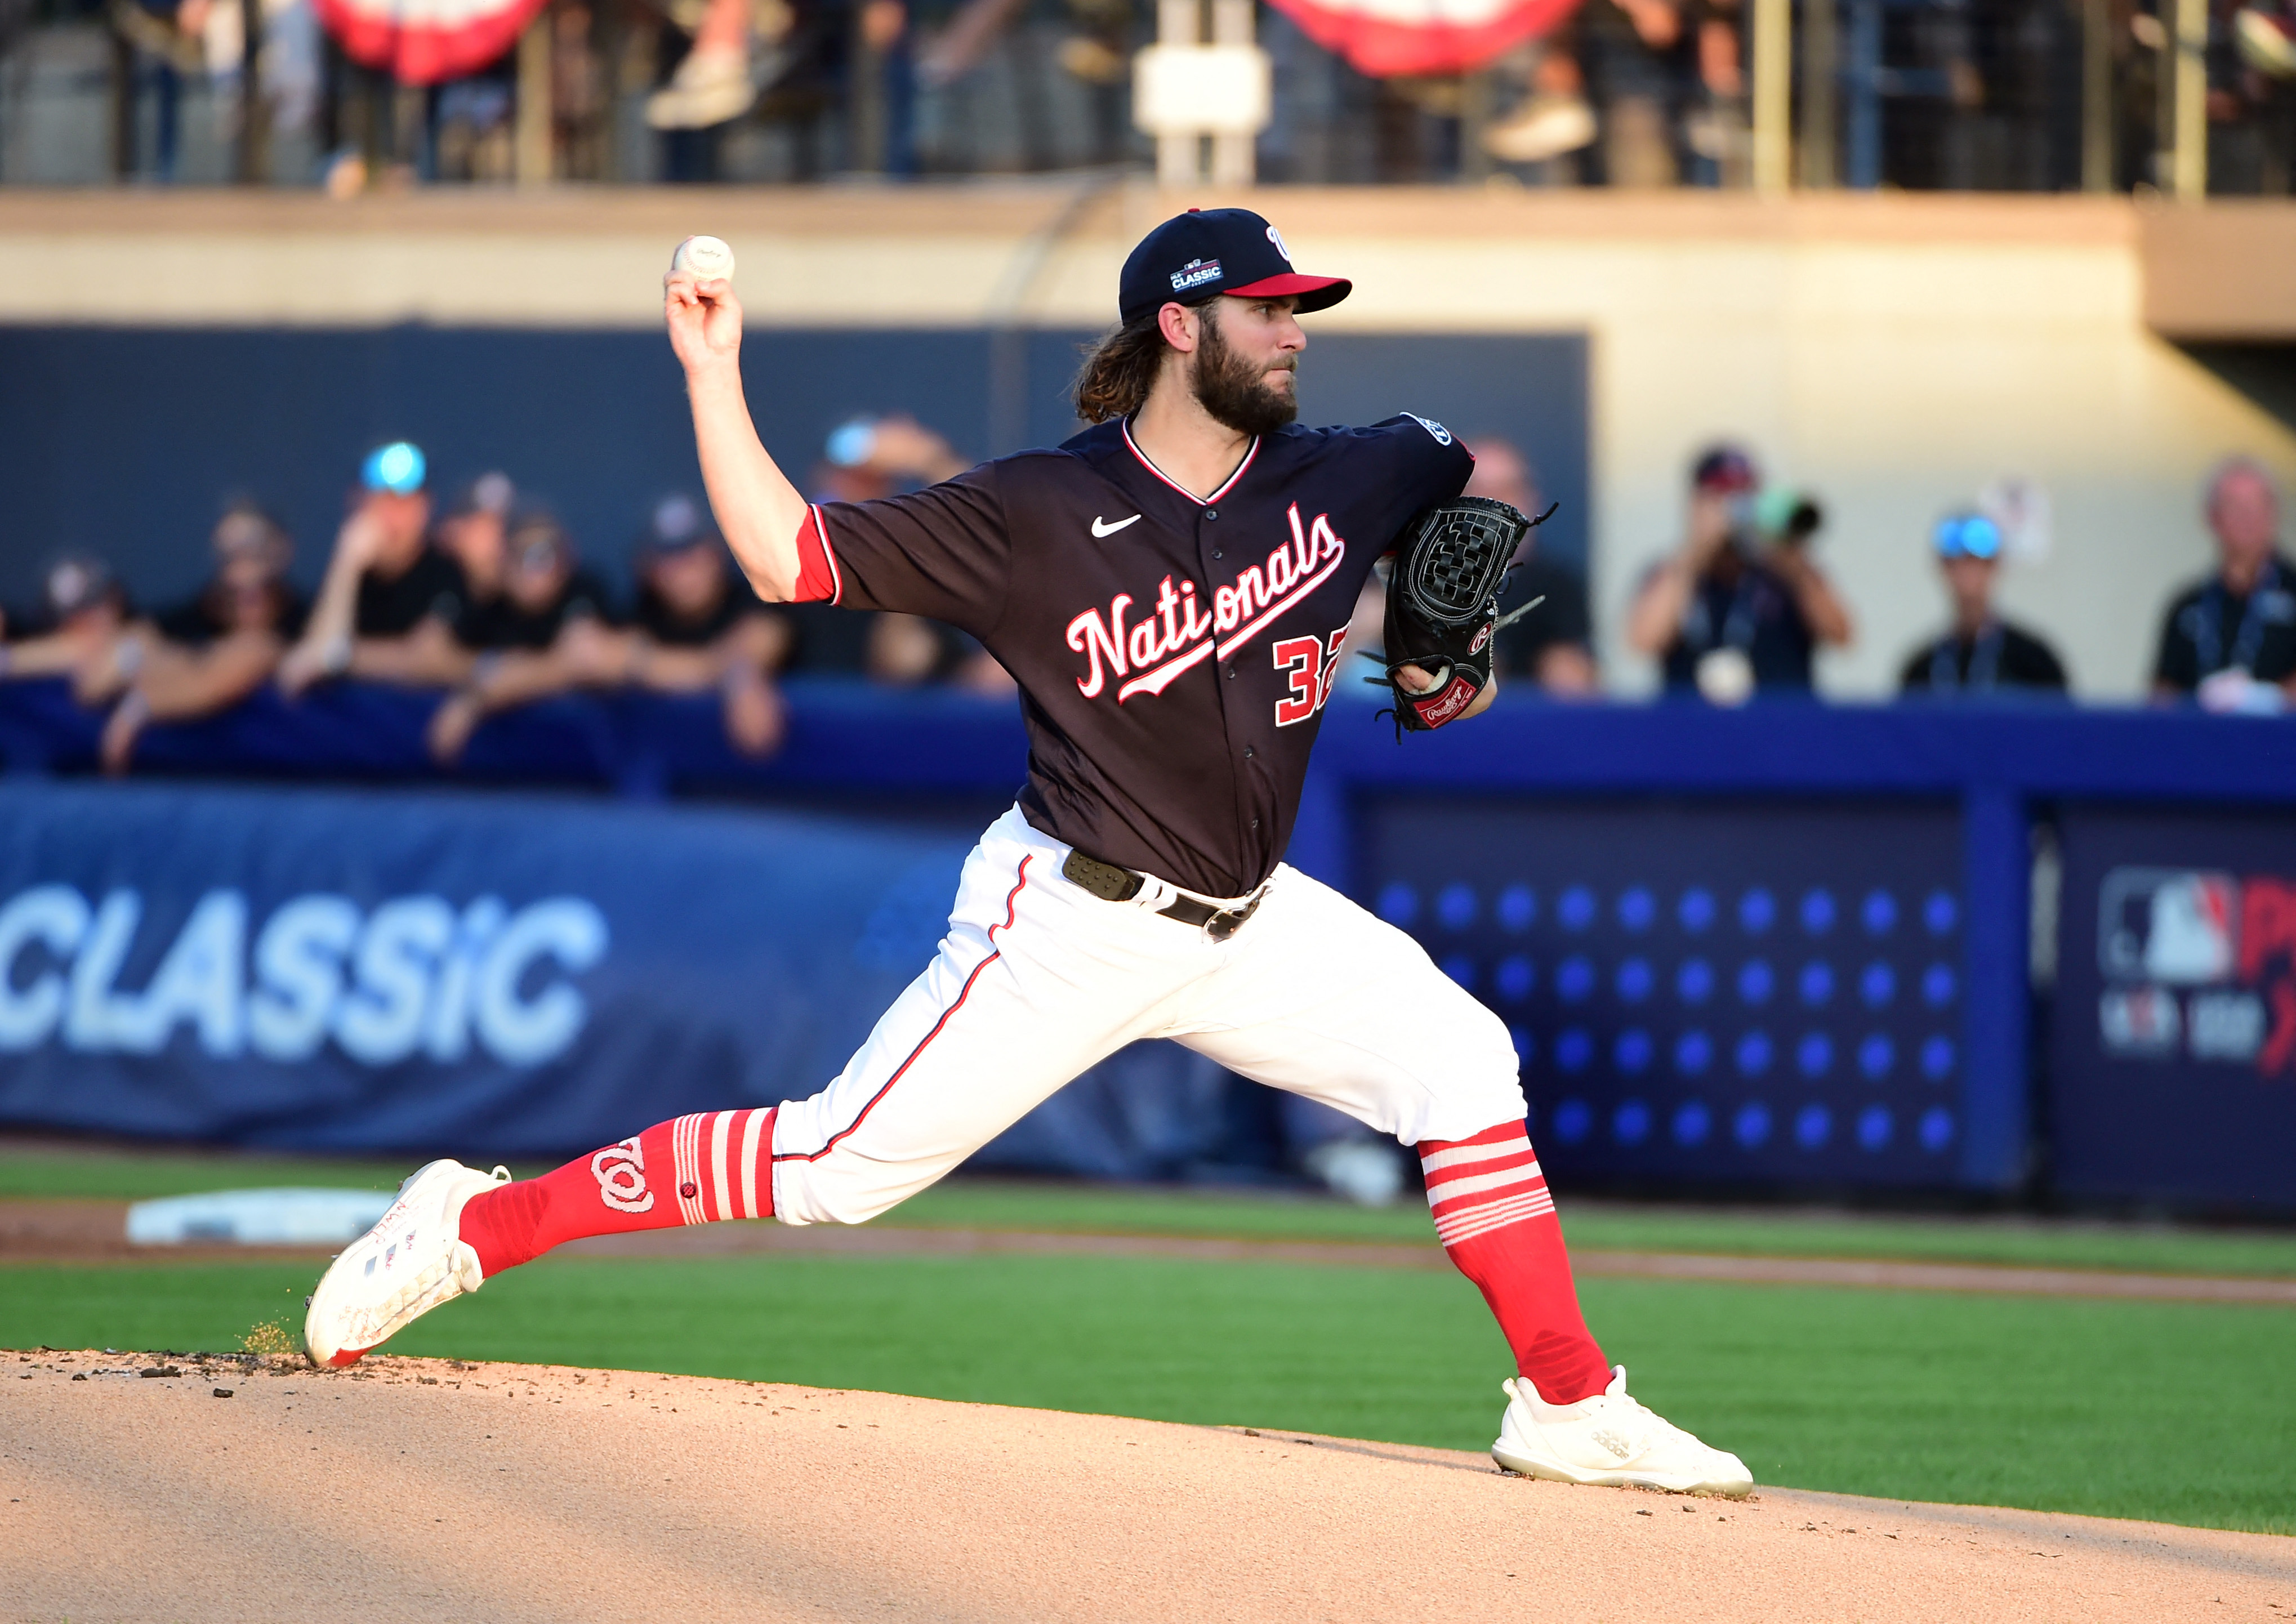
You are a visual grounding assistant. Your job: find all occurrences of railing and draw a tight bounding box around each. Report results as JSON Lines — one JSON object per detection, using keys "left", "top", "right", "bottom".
{"left": 2, "top": 0, "right": 2290, "bottom": 192}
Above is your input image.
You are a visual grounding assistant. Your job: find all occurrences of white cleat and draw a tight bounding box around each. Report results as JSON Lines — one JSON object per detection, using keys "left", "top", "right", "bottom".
{"left": 303, "top": 1159, "right": 508, "bottom": 1368}
{"left": 1492, "top": 1364, "right": 1754, "bottom": 1498}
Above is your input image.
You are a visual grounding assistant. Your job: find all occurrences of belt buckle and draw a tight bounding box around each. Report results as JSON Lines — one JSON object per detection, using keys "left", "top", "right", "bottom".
{"left": 1203, "top": 888, "right": 1264, "bottom": 942}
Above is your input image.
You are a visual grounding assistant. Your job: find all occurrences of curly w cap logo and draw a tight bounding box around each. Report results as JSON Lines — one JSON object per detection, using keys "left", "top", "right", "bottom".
{"left": 1265, "top": 224, "right": 1292, "bottom": 264}
{"left": 591, "top": 1136, "right": 653, "bottom": 1213}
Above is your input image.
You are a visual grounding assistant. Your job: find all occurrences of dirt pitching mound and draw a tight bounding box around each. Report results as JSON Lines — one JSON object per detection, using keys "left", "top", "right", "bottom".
{"left": 4, "top": 1350, "right": 2288, "bottom": 1623}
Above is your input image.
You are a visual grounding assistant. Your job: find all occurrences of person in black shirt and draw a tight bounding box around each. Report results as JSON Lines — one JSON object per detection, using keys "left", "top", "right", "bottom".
{"left": 1624, "top": 444, "right": 1854, "bottom": 702}
{"left": 2152, "top": 457, "right": 2296, "bottom": 715}
{"left": 280, "top": 441, "right": 475, "bottom": 695}
{"left": 146, "top": 503, "right": 309, "bottom": 647}
{"left": 434, "top": 471, "right": 517, "bottom": 638}
{"left": 83, "top": 503, "right": 311, "bottom": 771}
{"left": 452, "top": 514, "right": 613, "bottom": 652}
{"left": 624, "top": 494, "right": 790, "bottom": 753}
{"left": 1468, "top": 438, "right": 1597, "bottom": 693}
{"left": 427, "top": 499, "right": 791, "bottom": 761}
{"left": 1897, "top": 511, "right": 2067, "bottom": 698}
{"left": 424, "top": 514, "right": 613, "bottom": 760}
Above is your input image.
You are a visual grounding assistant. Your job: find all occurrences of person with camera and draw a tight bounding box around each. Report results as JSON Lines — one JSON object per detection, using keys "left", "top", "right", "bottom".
{"left": 1624, "top": 444, "right": 1852, "bottom": 703}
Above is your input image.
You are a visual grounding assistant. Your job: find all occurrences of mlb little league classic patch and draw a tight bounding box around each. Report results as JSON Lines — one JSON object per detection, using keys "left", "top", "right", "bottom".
{"left": 1170, "top": 258, "right": 1223, "bottom": 293}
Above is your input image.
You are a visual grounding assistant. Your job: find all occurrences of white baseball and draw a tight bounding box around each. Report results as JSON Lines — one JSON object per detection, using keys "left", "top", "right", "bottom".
{"left": 671, "top": 235, "right": 736, "bottom": 282}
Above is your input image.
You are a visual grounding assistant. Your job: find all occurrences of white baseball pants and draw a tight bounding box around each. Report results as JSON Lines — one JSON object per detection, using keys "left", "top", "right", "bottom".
{"left": 768, "top": 806, "right": 1527, "bottom": 1227}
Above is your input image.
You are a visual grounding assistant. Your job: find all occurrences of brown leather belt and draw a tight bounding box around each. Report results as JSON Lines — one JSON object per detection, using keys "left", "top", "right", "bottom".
{"left": 1060, "top": 849, "right": 1265, "bottom": 940}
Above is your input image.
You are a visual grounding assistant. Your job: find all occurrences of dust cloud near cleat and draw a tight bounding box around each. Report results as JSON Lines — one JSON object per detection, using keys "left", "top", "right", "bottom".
{"left": 1492, "top": 1365, "right": 1754, "bottom": 1498}
{"left": 302, "top": 1159, "right": 509, "bottom": 1368}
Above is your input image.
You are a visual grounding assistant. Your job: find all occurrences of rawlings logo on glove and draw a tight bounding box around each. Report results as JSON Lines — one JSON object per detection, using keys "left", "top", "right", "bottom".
{"left": 1369, "top": 496, "right": 1553, "bottom": 739}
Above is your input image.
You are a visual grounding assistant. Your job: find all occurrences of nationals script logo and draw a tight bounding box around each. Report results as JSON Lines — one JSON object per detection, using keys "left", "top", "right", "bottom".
{"left": 591, "top": 1135, "right": 653, "bottom": 1213}
{"left": 1065, "top": 502, "right": 1347, "bottom": 703}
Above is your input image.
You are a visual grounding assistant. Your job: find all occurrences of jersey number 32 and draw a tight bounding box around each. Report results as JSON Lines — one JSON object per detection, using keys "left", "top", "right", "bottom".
{"left": 1273, "top": 630, "right": 1350, "bottom": 728}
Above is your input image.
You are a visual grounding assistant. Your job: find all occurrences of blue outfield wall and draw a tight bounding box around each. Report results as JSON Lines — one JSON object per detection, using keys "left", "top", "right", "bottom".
{"left": 3, "top": 679, "right": 2295, "bottom": 1208}
{"left": 0, "top": 777, "right": 1238, "bottom": 1179}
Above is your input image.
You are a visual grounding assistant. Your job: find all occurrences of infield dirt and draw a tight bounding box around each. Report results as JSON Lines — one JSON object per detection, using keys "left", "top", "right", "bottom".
{"left": 4, "top": 1349, "right": 2288, "bottom": 1623}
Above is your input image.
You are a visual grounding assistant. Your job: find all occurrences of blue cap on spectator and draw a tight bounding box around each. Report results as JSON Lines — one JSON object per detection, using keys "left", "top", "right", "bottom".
{"left": 1933, "top": 511, "right": 2003, "bottom": 561}
{"left": 825, "top": 418, "right": 878, "bottom": 470}
{"left": 360, "top": 441, "right": 427, "bottom": 496}
{"left": 1117, "top": 209, "right": 1350, "bottom": 327}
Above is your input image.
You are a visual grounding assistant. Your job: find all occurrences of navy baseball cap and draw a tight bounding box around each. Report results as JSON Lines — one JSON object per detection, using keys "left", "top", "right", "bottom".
{"left": 637, "top": 493, "right": 716, "bottom": 559}
{"left": 1691, "top": 444, "right": 1759, "bottom": 494}
{"left": 1118, "top": 208, "right": 1351, "bottom": 327}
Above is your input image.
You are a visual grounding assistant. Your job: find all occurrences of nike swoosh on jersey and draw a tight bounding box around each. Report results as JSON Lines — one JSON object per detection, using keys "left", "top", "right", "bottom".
{"left": 1090, "top": 514, "right": 1142, "bottom": 538}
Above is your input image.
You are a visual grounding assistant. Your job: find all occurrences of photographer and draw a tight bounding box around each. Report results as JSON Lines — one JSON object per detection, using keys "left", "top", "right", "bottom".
{"left": 1624, "top": 444, "right": 1852, "bottom": 702}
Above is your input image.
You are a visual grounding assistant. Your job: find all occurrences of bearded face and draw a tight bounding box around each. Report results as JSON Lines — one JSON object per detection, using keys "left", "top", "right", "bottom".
{"left": 1189, "top": 302, "right": 1299, "bottom": 438}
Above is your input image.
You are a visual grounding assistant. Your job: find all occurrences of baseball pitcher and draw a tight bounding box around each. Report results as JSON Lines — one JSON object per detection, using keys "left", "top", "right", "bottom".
{"left": 305, "top": 207, "right": 1752, "bottom": 1497}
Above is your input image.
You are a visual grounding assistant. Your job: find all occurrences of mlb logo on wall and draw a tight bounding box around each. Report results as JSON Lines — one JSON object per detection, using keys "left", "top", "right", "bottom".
{"left": 2096, "top": 867, "right": 2296, "bottom": 1073}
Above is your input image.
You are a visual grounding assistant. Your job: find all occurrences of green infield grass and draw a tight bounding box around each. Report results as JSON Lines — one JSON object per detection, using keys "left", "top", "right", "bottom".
{"left": 5, "top": 1250, "right": 2290, "bottom": 1537}
{"left": 8, "top": 1136, "right": 2295, "bottom": 1279}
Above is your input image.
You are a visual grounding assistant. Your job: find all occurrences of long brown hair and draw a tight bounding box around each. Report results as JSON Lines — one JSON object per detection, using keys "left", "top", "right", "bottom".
{"left": 1071, "top": 310, "right": 1176, "bottom": 424}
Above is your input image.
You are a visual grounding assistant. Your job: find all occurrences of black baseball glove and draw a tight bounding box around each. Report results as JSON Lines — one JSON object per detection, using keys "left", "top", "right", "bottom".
{"left": 1371, "top": 496, "right": 1553, "bottom": 736}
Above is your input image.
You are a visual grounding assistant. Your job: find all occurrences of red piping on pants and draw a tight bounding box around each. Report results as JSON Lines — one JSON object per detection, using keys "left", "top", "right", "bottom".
{"left": 774, "top": 854, "right": 1033, "bottom": 1164}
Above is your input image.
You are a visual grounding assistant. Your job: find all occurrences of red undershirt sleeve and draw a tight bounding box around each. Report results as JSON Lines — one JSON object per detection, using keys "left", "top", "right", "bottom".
{"left": 790, "top": 505, "right": 842, "bottom": 604}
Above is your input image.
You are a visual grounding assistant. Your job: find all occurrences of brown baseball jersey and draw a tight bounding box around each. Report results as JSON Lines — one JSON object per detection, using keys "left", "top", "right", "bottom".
{"left": 793, "top": 414, "right": 1473, "bottom": 898}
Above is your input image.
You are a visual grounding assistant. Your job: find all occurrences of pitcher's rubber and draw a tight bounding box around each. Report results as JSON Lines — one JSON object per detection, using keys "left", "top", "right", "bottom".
{"left": 6, "top": 1350, "right": 2290, "bottom": 1623}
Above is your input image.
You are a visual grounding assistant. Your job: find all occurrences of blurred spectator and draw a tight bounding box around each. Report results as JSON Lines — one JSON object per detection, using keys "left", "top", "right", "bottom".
{"left": 1557, "top": 0, "right": 1742, "bottom": 188}
{"left": 647, "top": 0, "right": 760, "bottom": 130}
{"left": 279, "top": 442, "right": 475, "bottom": 695}
{"left": 1464, "top": 438, "right": 1598, "bottom": 694}
{"left": 0, "top": 554, "right": 132, "bottom": 681}
{"left": 621, "top": 495, "right": 790, "bottom": 752}
{"left": 422, "top": 511, "right": 610, "bottom": 757}
{"left": 106, "top": 0, "right": 207, "bottom": 182}
{"left": 81, "top": 503, "right": 308, "bottom": 771}
{"left": 1896, "top": 511, "right": 2067, "bottom": 697}
{"left": 1624, "top": 443, "right": 1853, "bottom": 702}
{"left": 454, "top": 512, "right": 613, "bottom": 652}
{"left": 799, "top": 415, "right": 1014, "bottom": 694}
{"left": 435, "top": 471, "right": 516, "bottom": 620}
{"left": 2223, "top": 3, "right": 2296, "bottom": 193}
{"left": 1482, "top": 32, "right": 1600, "bottom": 168}
{"left": 428, "top": 497, "right": 791, "bottom": 762}
{"left": 1336, "top": 439, "right": 1598, "bottom": 698}
{"left": 2152, "top": 457, "right": 2296, "bottom": 714}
